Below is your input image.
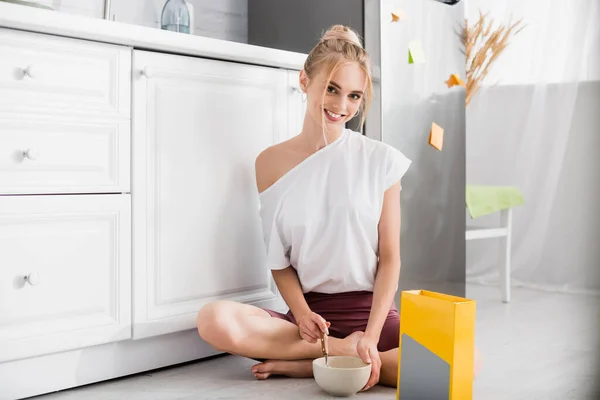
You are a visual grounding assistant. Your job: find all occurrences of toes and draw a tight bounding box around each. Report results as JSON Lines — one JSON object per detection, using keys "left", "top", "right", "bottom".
{"left": 254, "top": 372, "right": 270, "bottom": 380}
{"left": 251, "top": 363, "right": 264, "bottom": 374}
{"left": 252, "top": 363, "right": 272, "bottom": 380}
{"left": 252, "top": 361, "right": 274, "bottom": 374}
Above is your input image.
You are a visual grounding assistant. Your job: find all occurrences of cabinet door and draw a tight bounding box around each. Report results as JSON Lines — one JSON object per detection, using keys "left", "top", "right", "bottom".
{"left": 132, "top": 50, "right": 289, "bottom": 339}
{"left": 0, "top": 194, "right": 131, "bottom": 362}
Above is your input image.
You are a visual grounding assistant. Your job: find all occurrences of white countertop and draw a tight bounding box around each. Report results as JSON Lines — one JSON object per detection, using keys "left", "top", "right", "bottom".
{"left": 0, "top": 2, "right": 308, "bottom": 71}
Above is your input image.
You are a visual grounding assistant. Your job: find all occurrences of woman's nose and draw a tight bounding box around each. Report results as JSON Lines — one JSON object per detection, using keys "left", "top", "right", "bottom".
{"left": 330, "top": 99, "right": 347, "bottom": 113}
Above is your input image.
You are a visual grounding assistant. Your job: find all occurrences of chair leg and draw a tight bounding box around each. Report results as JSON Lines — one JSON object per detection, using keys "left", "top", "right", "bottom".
{"left": 500, "top": 209, "right": 513, "bottom": 303}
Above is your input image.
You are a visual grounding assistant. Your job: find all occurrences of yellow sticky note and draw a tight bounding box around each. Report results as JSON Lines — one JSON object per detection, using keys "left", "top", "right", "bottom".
{"left": 429, "top": 122, "right": 444, "bottom": 151}
{"left": 408, "top": 40, "right": 425, "bottom": 64}
{"left": 391, "top": 9, "right": 406, "bottom": 22}
{"left": 445, "top": 73, "right": 465, "bottom": 88}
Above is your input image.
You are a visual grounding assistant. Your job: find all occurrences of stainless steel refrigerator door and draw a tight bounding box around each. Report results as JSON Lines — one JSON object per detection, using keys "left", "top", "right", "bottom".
{"left": 368, "top": 0, "right": 466, "bottom": 297}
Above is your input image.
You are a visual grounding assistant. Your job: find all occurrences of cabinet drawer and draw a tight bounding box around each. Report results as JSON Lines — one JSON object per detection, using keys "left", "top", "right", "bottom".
{"left": 0, "top": 116, "right": 130, "bottom": 195}
{"left": 0, "top": 28, "right": 131, "bottom": 119}
{"left": 0, "top": 194, "right": 131, "bottom": 362}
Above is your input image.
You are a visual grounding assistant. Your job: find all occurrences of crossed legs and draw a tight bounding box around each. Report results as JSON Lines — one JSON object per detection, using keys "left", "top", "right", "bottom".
{"left": 196, "top": 300, "right": 400, "bottom": 386}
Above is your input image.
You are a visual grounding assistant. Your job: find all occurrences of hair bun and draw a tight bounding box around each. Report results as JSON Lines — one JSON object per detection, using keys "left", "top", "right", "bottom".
{"left": 321, "top": 25, "right": 363, "bottom": 48}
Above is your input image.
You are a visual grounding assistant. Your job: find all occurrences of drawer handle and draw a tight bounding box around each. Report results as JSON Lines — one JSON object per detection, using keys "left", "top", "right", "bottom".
{"left": 24, "top": 272, "right": 40, "bottom": 286}
{"left": 23, "top": 65, "right": 37, "bottom": 79}
{"left": 140, "top": 66, "right": 154, "bottom": 78}
{"left": 22, "top": 148, "right": 39, "bottom": 161}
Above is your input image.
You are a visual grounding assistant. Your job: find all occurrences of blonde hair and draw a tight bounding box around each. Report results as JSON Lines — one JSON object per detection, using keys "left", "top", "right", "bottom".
{"left": 303, "top": 25, "right": 373, "bottom": 135}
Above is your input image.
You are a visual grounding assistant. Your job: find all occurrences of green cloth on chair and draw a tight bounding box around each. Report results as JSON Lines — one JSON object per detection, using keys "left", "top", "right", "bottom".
{"left": 466, "top": 185, "right": 524, "bottom": 219}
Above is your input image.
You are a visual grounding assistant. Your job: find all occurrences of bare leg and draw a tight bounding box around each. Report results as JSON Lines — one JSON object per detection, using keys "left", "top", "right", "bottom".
{"left": 197, "top": 300, "right": 359, "bottom": 361}
{"left": 378, "top": 348, "right": 399, "bottom": 387}
{"left": 251, "top": 331, "right": 364, "bottom": 380}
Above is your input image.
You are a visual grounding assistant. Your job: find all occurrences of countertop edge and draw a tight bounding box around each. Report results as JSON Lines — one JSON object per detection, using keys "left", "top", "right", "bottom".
{"left": 0, "top": 2, "right": 308, "bottom": 71}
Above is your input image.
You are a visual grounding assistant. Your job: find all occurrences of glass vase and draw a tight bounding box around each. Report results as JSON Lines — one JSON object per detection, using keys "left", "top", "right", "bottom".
{"left": 160, "top": 0, "right": 190, "bottom": 34}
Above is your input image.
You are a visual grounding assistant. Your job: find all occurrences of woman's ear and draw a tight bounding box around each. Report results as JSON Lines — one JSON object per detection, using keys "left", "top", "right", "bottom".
{"left": 299, "top": 69, "right": 309, "bottom": 93}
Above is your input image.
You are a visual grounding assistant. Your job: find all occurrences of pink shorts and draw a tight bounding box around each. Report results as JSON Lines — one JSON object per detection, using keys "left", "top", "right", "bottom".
{"left": 262, "top": 290, "right": 400, "bottom": 352}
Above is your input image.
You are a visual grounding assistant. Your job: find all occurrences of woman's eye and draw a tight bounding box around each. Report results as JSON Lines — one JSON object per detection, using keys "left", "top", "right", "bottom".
{"left": 350, "top": 94, "right": 361, "bottom": 100}
{"left": 327, "top": 86, "right": 337, "bottom": 93}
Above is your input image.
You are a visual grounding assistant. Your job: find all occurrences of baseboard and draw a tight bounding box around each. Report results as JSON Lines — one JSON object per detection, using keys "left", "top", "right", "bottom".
{"left": 0, "top": 329, "right": 221, "bottom": 400}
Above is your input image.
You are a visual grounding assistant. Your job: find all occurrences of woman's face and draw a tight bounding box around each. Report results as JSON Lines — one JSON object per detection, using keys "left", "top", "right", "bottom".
{"left": 301, "top": 62, "right": 366, "bottom": 129}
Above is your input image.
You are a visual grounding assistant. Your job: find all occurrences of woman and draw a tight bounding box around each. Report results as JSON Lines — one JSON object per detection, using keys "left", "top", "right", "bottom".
{"left": 198, "top": 25, "right": 411, "bottom": 391}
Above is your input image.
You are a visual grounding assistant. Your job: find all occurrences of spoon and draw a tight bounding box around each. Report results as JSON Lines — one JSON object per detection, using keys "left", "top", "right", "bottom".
{"left": 320, "top": 330, "right": 329, "bottom": 367}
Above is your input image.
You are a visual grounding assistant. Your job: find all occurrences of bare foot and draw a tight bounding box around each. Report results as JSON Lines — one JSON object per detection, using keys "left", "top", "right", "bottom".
{"left": 335, "top": 331, "right": 364, "bottom": 357}
{"left": 251, "top": 359, "right": 314, "bottom": 380}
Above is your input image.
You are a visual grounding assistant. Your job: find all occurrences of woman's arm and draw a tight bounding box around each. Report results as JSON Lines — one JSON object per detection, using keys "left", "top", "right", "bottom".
{"left": 365, "top": 181, "right": 402, "bottom": 341}
{"left": 271, "top": 267, "right": 311, "bottom": 321}
{"left": 272, "top": 267, "right": 330, "bottom": 342}
{"left": 255, "top": 148, "right": 328, "bottom": 342}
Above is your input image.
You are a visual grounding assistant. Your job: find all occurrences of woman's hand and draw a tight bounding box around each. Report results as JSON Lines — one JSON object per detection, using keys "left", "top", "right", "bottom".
{"left": 297, "top": 312, "right": 330, "bottom": 343}
{"left": 357, "top": 335, "right": 382, "bottom": 391}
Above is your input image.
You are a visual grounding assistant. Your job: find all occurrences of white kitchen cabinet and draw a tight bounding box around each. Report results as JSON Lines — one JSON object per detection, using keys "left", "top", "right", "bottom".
{"left": 0, "top": 27, "right": 133, "bottom": 368}
{"left": 132, "top": 50, "right": 302, "bottom": 339}
{"left": 0, "top": 194, "right": 131, "bottom": 363}
{"left": 0, "top": 116, "right": 130, "bottom": 195}
{"left": 0, "top": 12, "right": 309, "bottom": 396}
{"left": 0, "top": 28, "right": 131, "bottom": 119}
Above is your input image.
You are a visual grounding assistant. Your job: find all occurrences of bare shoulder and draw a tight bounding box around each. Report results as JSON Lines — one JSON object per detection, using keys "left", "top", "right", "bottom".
{"left": 255, "top": 139, "right": 295, "bottom": 194}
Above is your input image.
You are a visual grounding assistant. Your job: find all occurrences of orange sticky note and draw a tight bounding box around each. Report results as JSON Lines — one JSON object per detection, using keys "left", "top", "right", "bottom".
{"left": 429, "top": 122, "right": 444, "bottom": 151}
{"left": 391, "top": 9, "right": 406, "bottom": 22}
{"left": 445, "top": 73, "right": 465, "bottom": 88}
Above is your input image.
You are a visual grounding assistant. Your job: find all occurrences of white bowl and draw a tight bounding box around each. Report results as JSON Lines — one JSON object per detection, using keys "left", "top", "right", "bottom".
{"left": 312, "top": 356, "right": 372, "bottom": 397}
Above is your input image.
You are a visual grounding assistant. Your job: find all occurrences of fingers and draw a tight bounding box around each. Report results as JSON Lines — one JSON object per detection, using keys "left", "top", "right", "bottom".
{"left": 306, "top": 320, "right": 322, "bottom": 339}
{"left": 357, "top": 342, "right": 371, "bottom": 364}
{"left": 311, "top": 313, "right": 329, "bottom": 335}
{"left": 300, "top": 332, "right": 316, "bottom": 343}
{"left": 298, "top": 313, "right": 330, "bottom": 344}
{"left": 361, "top": 349, "right": 381, "bottom": 391}
{"left": 300, "top": 326, "right": 318, "bottom": 343}
{"left": 368, "top": 357, "right": 381, "bottom": 388}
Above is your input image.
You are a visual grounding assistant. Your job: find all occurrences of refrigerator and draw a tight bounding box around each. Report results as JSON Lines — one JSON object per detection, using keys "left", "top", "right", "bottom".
{"left": 367, "top": 0, "right": 466, "bottom": 299}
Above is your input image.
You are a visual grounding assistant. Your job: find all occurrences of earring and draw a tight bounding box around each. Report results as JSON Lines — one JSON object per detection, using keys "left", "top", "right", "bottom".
{"left": 301, "top": 92, "right": 307, "bottom": 102}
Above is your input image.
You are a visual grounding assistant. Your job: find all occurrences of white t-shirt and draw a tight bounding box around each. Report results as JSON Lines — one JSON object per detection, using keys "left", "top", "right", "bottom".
{"left": 258, "top": 128, "right": 411, "bottom": 294}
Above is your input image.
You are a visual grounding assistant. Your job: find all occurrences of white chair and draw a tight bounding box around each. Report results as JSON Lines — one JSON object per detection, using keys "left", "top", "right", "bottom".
{"left": 466, "top": 208, "right": 513, "bottom": 303}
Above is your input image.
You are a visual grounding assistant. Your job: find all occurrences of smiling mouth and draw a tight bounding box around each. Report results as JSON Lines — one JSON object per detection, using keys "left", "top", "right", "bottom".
{"left": 324, "top": 108, "right": 346, "bottom": 121}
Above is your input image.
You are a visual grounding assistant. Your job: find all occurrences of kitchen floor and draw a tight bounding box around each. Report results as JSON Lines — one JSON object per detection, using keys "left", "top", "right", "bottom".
{"left": 30, "top": 284, "right": 600, "bottom": 400}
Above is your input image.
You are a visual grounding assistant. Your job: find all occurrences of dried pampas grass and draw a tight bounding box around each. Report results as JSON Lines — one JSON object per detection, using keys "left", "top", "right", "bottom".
{"left": 462, "top": 11, "right": 526, "bottom": 106}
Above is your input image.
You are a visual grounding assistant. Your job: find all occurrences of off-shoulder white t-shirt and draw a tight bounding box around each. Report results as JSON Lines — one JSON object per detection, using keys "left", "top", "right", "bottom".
{"left": 258, "top": 128, "right": 411, "bottom": 294}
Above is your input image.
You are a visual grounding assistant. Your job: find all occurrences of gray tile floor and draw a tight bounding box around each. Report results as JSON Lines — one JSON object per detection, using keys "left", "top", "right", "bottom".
{"left": 32, "top": 284, "right": 600, "bottom": 400}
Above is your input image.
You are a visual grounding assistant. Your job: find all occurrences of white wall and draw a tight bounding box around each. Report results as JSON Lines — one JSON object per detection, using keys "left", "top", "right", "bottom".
{"left": 30, "top": 0, "right": 248, "bottom": 43}
{"left": 30, "top": 0, "right": 103, "bottom": 18}
{"left": 465, "top": 0, "right": 600, "bottom": 85}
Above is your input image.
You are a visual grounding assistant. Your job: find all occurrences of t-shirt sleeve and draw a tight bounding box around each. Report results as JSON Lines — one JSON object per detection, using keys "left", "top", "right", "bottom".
{"left": 384, "top": 147, "right": 412, "bottom": 190}
{"left": 259, "top": 202, "right": 291, "bottom": 270}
